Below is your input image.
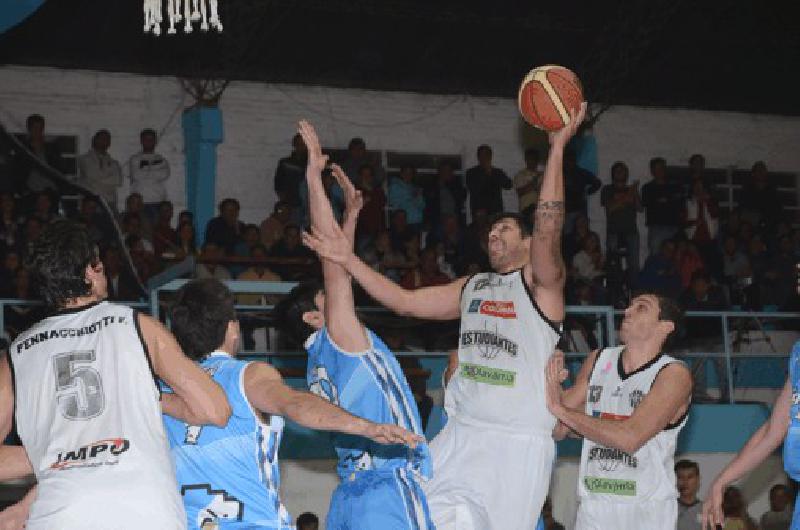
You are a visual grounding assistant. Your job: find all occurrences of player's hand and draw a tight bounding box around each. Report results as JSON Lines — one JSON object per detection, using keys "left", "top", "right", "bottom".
{"left": 302, "top": 224, "right": 353, "bottom": 266}
{"left": 0, "top": 499, "right": 29, "bottom": 530}
{"left": 365, "top": 423, "right": 425, "bottom": 448}
{"left": 548, "top": 101, "right": 587, "bottom": 149}
{"left": 330, "top": 163, "right": 364, "bottom": 216}
{"left": 545, "top": 350, "right": 568, "bottom": 417}
{"left": 701, "top": 482, "right": 725, "bottom": 530}
{"left": 298, "top": 120, "right": 329, "bottom": 175}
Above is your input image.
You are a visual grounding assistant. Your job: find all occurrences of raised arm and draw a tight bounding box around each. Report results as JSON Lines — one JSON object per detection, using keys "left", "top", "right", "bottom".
{"left": 244, "top": 362, "right": 422, "bottom": 447}
{"left": 298, "top": 120, "right": 368, "bottom": 352}
{"left": 547, "top": 349, "right": 600, "bottom": 440}
{"left": 702, "top": 378, "right": 791, "bottom": 529}
{"left": 139, "top": 313, "right": 231, "bottom": 427}
{"left": 525, "top": 103, "right": 587, "bottom": 322}
{"left": 546, "top": 360, "right": 691, "bottom": 454}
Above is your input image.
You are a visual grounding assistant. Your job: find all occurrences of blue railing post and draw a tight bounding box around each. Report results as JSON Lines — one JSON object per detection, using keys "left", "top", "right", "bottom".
{"left": 722, "top": 313, "right": 736, "bottom": 404}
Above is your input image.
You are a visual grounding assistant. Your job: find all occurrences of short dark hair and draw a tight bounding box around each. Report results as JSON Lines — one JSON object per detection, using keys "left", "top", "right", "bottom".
{"left": 274, "top": 280, "right": 323, "bottom": 346}
{"left": 611, "top": 161, "right": 629, "bottom": 177}
{"left": 25, "top": 219, "right": 96, "bottom": 309}
{"left": 92, "top": 129, "right": 110, "bottom": 142}
{"left": 649, "top": 157, "right": 666, "bottom": 172}
{"left": 219, "top": 198, "right": 240, "bottom": 212}
{"left": 296, "top": 512, "right": 319, "bottom": 528}
{"left": 635, "top": 290, "right": 684, "bottom": 348}
{"left": 476, "top": 144, "right": 492, "bottom": 158}
{"left": 348, "top": 137, "right": 366, "bottom": 150}
{"left": 489, "top": 212, "right": 532, "bottom": 237}
{"left": 170, "top": 279, "right": 237, "bottom": 361}
{"left": 770, "top": 484, "right": 789, "bottom": 496}
{"left": 524, "top": 147, "right": 540, "bottom": 160}
{"left": 26, "top": 114, "right": 45, "bottom": 129}
{"left": 675, "top": 459, "right": 699, "bottom": 474}
{"left": 140, "top": 128, "right": 157, "bottom": 139}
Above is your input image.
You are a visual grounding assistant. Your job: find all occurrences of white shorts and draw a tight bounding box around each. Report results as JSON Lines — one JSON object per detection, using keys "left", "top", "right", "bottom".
{"left": 575, "top": 498, "right": 677, "bottom": 530}
{"left": 422, "top": 418, "right": 554, "bottom": 530}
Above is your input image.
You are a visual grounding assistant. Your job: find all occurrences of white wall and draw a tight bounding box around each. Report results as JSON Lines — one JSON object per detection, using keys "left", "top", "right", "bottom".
{"left": 281, "top": 455, "right": 789, "bottom": 530}
{"left": 1, "top": 65, "right": 799, "bottom": 230}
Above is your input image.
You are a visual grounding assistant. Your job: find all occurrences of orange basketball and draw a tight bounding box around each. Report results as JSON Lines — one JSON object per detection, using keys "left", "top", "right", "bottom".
{"left": 518, "top": 65, "right": 584, "bottom": 131}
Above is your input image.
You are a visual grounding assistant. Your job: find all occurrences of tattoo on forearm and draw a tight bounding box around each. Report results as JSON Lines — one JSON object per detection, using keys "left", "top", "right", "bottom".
{"left": 534, "top": 201, "right": 565, "bottom": 235}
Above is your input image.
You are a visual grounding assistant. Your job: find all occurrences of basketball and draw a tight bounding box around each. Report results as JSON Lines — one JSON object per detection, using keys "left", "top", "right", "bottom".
{"left": 518, "top": 65, "right": 584, "bottom": 131}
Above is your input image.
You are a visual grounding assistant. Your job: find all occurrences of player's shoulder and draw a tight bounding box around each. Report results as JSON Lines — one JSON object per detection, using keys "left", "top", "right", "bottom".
{"left": 654, "top": 356, "right": 692, "bottom": 384}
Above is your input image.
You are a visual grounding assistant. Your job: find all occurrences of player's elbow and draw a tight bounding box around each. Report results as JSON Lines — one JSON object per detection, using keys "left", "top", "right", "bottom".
{"left": 200, "top": 392, "right": 232, "bottom": 427}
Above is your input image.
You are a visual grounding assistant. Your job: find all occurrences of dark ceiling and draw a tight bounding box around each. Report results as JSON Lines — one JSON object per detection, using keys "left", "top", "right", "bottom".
{"left": 1, "top": 0, "right": 799, "bottom": 115}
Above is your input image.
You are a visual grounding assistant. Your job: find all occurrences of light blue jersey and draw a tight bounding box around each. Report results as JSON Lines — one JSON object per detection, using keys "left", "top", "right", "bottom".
{"left": 784, "top": 341, "right": 800, "bottom": 527}
{"left": 163, "top": 352, "right": 292, "bottom": 529}
{"left": 306, "top": 327, "right": 434, "bottom": 530}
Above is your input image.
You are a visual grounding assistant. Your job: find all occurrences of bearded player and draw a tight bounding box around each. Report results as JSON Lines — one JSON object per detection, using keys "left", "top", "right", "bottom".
{"left": 545, "top": 292, "right": 691, "bottom": 530}
{"left": 303, "top": 104, "right": 586, "bottom": 529}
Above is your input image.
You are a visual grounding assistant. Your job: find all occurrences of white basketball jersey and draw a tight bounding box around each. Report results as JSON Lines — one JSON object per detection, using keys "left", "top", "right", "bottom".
{"left": 578, "top": 346, "right": 688, "bottom": 503}
{"left": 446, "top": 269, "right": 562, "bottom": 433}
{"left": 10, "top": 301, "right": 185, "bottom": 529}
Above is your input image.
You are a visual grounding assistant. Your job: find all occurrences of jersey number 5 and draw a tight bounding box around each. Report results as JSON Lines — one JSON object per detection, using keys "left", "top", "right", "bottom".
{"left": 53, "top": 350, "right": 105, "bottom": 420}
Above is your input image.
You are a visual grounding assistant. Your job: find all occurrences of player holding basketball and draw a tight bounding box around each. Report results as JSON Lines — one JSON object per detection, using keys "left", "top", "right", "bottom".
{"left": 544, "top": 292, "right": 692, "bottom": 530}
{"left": 303, "top": 104, "right": 587, "bottom": 529}
{"left": 162, "top": 278, "right": 422, "bottom": 529}
{"left": 0, "top": 219, "right": 231, "bottom": 529}
{"left": 276, "top": 120, "right": 435, "bottom": 529}
{"left": 702, "top": 272, "right": 800, "bottom": 529}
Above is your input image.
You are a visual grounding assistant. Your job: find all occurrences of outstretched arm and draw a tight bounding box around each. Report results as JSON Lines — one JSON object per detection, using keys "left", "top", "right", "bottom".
{"left": 244, "top": 362, "right": 422, "bottom": 447}
{"left": 702, "top": 378, "right": 791, "bottom": 530}
{"left": 298, "top": 120, "right": 368, "bottom": 352}
{"left": 525, "top": 102, "right": 587, "bottom": 323}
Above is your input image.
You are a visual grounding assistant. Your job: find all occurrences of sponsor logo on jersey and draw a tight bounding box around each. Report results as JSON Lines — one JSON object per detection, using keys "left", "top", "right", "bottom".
{"left": 629, "top": 389, "right": 645, "bottom": 409}
{"left": 611, "top": 385, "right": 623, "bottom": 397}
{"left": 583, "top": 476, "right": 636, "bottom": 496}
{"left": 472, "top": 276, "right": 507, "bottom": 292}
{"left": 588, "top": 385, "right": 603, "bottom": 403}
{"left": 460, "top": 327, "right": 518, "bottom": 358}
{"left": 587, "top": 446, "right": 638, "bottom": 472}
{"left": 467, "top": 299, "right": 517, "bottom": 319}
{"left": 460, "top": 362, "right": 516, "bottom": 387}
{"left": 15, "top": 315, "right": 128, "bottom": 354}
{"left": 51, "top": 437, "right": 130, "bottom": 470}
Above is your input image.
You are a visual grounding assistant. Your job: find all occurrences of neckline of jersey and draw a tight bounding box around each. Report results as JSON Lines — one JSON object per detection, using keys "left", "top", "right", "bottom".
{"left": 616, "top": 347, "right": 664, "bottom": 381}
{"left": 51, "top": 299, "right": 104, "bottom": 316}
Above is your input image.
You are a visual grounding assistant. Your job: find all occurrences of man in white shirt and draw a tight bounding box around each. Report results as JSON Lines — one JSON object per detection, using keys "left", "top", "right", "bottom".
{"left": 76, "top": 129, "right": 123, "bottom": 210}
{"left": 514, "top": 147, "right": 543, "bottom": 221}
{"left": 128, "top": 128, "right": 170, "bottom": 224}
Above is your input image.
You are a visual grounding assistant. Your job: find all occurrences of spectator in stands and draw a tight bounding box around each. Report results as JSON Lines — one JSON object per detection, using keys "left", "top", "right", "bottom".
{"left": 269, "top": 224, "right": 314, "bottom": 280}
{"left": 676, "top": 240, "right": 706, "bottom": 290}
{"left": 17, "top": 217, "right": 42, "bottom": 257}
{"left": 235, "top": 224, "right": 261, "bottom": 257}
{"left": 174, "top": 220, "right": 198, "bottom": 260}
{"left": 13, "top": 113, "right": 62, "bottom": 195}
{"left": 642, "top": 157, "right": 683, "bottom": 256}
{"left": 759, "top": 484, "right": 792, "bottom": 530}
{"left": 514, "top": 147, "right": 542, "bottom": 222}
{"left": 465, "top": 144, "right": 512, "bottom": 216}
{"left": 388, "top": 165, "right": 425, "bottom": 233}
{"left": 0, "top": 251, "right": 20, "bottom": 296}
{"left": 76, "top": 129, "right": 123, "bottom": 210}
{"left": 463, "top": 207, "right": 491, "bottom": 272}
{"left": 571, "top": 232, "right": 605, "bottom": 284}
{"left": 676, "top": 459, "right": 702, "bottom": 530}
{"left": 103, "top": 246, "right": 141, "bottom": 301}
{"left": 195, "top": 242, "right": 232, "bottom": 281}
{"left": 563, "top": 147, "right": 601, "bottom": 233}
{"left": 260, "top": 201, "right": 291, "bottom": 251}
{"left": 342, "top": 137, "right": 385, "bottom": 187}
{"left": 722, "top": 486, "right": 757, "bottom": 530}
{"left": 31, "top": 191, "right": 58, "bottom": 225}
{"left": 122, "top": 192, "right": 153, "bottom": 239}
{"left": 128, "top": 128, "right": 170, "bottom": 224}
{"left": 740, "top": 161, "right": 780, "bottom": 230}
{"left": 295, "top": 512, "right": 319, "bottom": 530}
{"left": 121, "top": 212, "right": 154, "bottom": 253}
{"left": 354, "top": 164, "right": 387, "bottom": 250}
{"left": 360, "top": 230, "right": 407, "bottom": 282}
{"left": 4, "top": 267, "right": 41, "bottom": 338}
{"left": 237, "top": 243, "right": 281, "bottom": 350}
{"left": 76, "top": 196, "right": 108, "bottom": 245}
{"left": 388, "top": 209, "right": 414, "bottom": 252}
{"left": 425, "top": 160, "right": 467, "bottom": 234}
{"left": 205, "top": 198, "right": 246, "bottom": 255}
{"left": 687, "top": 153, "right": 709, "bottom": 190}
{"left": 0, "top": 192, "right": 20, "bottom": 252}
{"left": 601, "top": 161, "right": 642, "bottom": 286}
{"left": 273, "top": 132, "right": 307, "bottom": 210}
{"left": 152, "top": 200, "right": 177, "bottom": 258}
{"left": 541, "top": 497, "right": 565, "bottom": 530}
{"left": 428, "top": 214, "right": 467, "bottom": 275}
{"left": 178, "top": 210, "right": 193, "bottom": 227}
{"left": 125, "top": 233, "right": 160, "bottom": 283}
{"left": 563, "top": 213, "right": 596, "bottom": 266}
{"left": 400, "top": 246, "right": 451, "bottom": 289}
{"left": 638, "top": 239, "right": 682, "bottom": 299}
{"left": 722, "top": 235, "right": 751, "bottom": 287}
{"left": 683, "top": 178, "right": 721, "bottom": 279}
